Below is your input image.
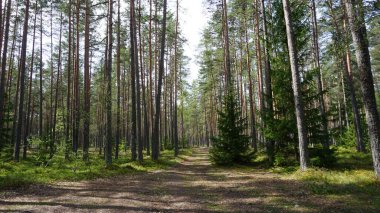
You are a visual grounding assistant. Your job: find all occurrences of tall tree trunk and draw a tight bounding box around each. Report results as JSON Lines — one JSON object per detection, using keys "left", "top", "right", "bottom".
{"left": 173, "top": 0, "right": 179, "bottom": 156}
{"left": 311, "top": 0, "right": 329, "bottom": 149}
{"left": 344, "top": 0, "right": 380, "bottom": 177}
{"left": 65, "top": 0, "right": 72, "bottom": 159}
{"left": 14, "top": 0, "right": 30, "bottom": 161}
{"left": 222, "top": 0, "right": 231, "bottom": 88}
{"left": 342, "top": 2, "right": 365, "bottom": 152}
{"left": 115, "top": 0, "right": 121, "bottom": 160}
{"left": 105, "top": 0, "right": 113, "bottom": 165}
{"left": 52, "top": 11, "right": 63, "bottom": 150}
{"left": 136, "top": 0, "right": 143, "bottom": 162}
{"left": 282, "top": 0, "right": 308, "bottom": 171}
{"left": 148, "top": 0, "right": 153, "bottom": 155}
{"left": 0, "top": 0, "right": 3, "bottom": 59}
{"left": 72, "top": 0, "right": 80, "bottom": 154}
{"left": 152, "top": 0, "right": 167, "bottom": 160}
{"left": 23, "top": 3, "right": 38, "bottom": 159}
{"left": 254, "top": 0, "right": 263, "bottom": 119}
{"left": 39, "top": 1, "right": 43, "bottom": 138}
{"left": 83, "top": 0, "right": 90, "bottom": 161}
{"left": 260, "top": 0, "right": 275, "bottom": 163}
{"left": 244, "top": 14, "right": 257, "bottom": 152}
{"left": 327, "top": 0, "right": 364, "bottom": 151}
{"left": 49, "top": 1, "right": 54, "bottom": 158}
{"left": 0, "top": 0, "right": 11, "bottom": 136}
{"left": 130, "top": 0, "right": 137, "bottom": 161}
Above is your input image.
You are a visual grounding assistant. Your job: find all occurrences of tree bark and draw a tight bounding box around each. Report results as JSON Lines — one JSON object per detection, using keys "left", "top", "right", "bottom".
{"left": 105, "top": 0, "right": 113, "bottom": 165}
{"left": 344, "top": 0, "right": 380, "bottom": 177}
{"left": 311, "top": 0, "right": 329, "bottom": 149}
{"left": 130, "top": 0, "right": 138, "bottom": 161}
{"left": 14, "top": 0, "right": 30, "bottom": 161}
{"left": 173, "top": 0, "right": 179, "bottom": 156}
{"left": 0, "top": 0, "right": 11, "bottom": 135}
{"left": 152, "top": 0, "right": 167, "bottom": 160}
{"left": 282, "top": 0, "right": 308, "bottom": 171}
{"left": 83, "top": 0, "right": 90, "bottom": 161}
{"left": 23, "top": 3, "right": 38, "bottom": 159}
{"left": 115, "top": 0, "right": 121, "bottom": 159}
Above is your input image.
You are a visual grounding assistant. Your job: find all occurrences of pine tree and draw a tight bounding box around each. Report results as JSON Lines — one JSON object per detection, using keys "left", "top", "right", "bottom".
{"left": 210, "top": 87, "right": 250, "bottom": 165}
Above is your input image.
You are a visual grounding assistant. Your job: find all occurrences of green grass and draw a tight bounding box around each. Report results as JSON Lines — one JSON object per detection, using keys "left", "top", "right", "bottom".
{"left": 0, "top": 148, "right": 192, "bottom": 190}
{"left": 269, "top": 147, "right": 380, "bottom": 209}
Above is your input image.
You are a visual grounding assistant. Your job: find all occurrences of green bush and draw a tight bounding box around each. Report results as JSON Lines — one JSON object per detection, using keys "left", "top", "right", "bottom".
{"left": 209, "top": 89, "right": 252, "bottom": 165}
{"left": 309, "top": 147, "right": 337, "bottom": 168}
{"left": 31, "top": 137, "right": 54, "bottom": 166}
{"left": 273, "top": 150, "right": 298, "bottom": 167}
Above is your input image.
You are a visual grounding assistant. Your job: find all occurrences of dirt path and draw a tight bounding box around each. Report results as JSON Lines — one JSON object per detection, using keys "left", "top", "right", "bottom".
{"left": 0, "top": 148, "right": 370, "bottom": 212}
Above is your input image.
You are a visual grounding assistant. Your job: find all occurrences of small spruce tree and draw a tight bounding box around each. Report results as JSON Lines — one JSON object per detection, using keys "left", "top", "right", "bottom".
{"left": 210, "top": 87, "right": 251, "bottom": 165}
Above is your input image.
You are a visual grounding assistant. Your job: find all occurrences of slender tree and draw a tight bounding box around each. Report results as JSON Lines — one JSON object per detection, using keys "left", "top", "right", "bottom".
{"left": 282, "top": 0, "right": 308, "bottom": 171}
{"left": 0, "top": 0, "right": 12, "bottom": 138}
{"left": 14, "top": 0, "right": 31, "bottom": 161}
{"left": 105, "top": 0, "right": 113, "bottom": 165}
{"left": 83, "top": 0, "right": 91, "bottom": 161}
{"left": 130, "top": 0, "right": 138, "bottom": 161}
{"left": 39, "top": 0, "right": 43, "bottom": 138}
{"left": 152, "top": 0, "right": 168, "bottom": 160}
{"left": 24, "top": 2, "right": 38, "bottom": 159}
{"left": 344, "top": 0, "right": 380, "bottom": 177}
{"left": 115, "top": 0, "right": 121, "bottom": 160}
{"left": 311, "top": 0, "right": 329, "bottom": 149}
{"left": 136, "top": 0, "right": 143, "bottom": 162}
{"left": 173, "top": 0, "right": 179, "bottom": 156}
{"left": 52, "top": 11, "right": 63, "bottom": 151}
{"left": 65, "top": 0, "right": 72, "bottom": 159}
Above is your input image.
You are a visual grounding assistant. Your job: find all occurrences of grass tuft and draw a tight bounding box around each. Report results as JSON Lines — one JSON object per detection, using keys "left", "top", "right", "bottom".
{"left": 0, "top": 148, "right": 192, "bottom": 189}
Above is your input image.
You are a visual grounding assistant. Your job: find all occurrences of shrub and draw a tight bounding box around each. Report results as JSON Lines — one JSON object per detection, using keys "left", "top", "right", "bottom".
{"left": 309, "top": 147, "right": 337, "bottom": 168}
{"left": 209, "top": 89, "right": 252, "bottom": 165}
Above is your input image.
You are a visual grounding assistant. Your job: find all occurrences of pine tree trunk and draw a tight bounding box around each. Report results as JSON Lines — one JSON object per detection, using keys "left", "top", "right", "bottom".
{"left": 105, "top": 0, "right": 113, "bottom": 165}
{"left": 244, "top": 14, "right": 257, "bottom": 152}
{"left": 52, "top": 11, "right": 63, "bottom": 154}
{"left": 49, "top": 2, "right": 54, "bottom": 158}
{"left": 0, "top": 0, "right": 12, "bottom": 136}
{"left": 65, "top": 0, "right": 72, "bottom": 159}
{"left": 130, "top": 0, "right": 137, "bottom": 161}
{"left": 23, "top": 3, "right": 38, "bottom": 159}
{"left": 222, "top": 0, "right": 231, "bottom": 88}
{"left": 83, "top": 0, "right": 90, "bottom": 161}
{"left": 136, "top": 0, "right": 143, "bottom": 162}
{"left": 342, "top": 2, "right": 365, "bottom": 152}
{"left": 173, "top": 0, "right": 179, "bottom": 156}
{"left": 115, "top": 0, "right": 121, "bottom": 160}
{"left": 152, "top": 0, "right": 167, "bottom": 160}
{"left": 311, "top": 0, "right": 329, "bottom": 149}
{"left": 148, "top": 0, "right": 153, "bottom": 155}
{"left": 14, "top": 0, "right": 30, "bottom": 161}
{"left": 72, "top": 0, "right": 81, "bottom": 154}
{"left": 344, "top": 0, "right": 380, "bottom": 177}
{"left": 39, "top": 1, "right": 43, "bottom": 138}
{"left": 282, "top": 0, "right": 308, "bottom": 171}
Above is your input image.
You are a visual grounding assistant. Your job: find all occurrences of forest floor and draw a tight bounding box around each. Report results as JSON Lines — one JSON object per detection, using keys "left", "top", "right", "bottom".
{"left": 0, "top": 148, "right": 379, "bottom": 212}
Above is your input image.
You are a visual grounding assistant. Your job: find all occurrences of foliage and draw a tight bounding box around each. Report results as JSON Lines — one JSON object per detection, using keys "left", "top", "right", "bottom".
{"left": 309, "top": 147, "right": 337, "bottom": 168}
{"left": 210, "top": 89, "right": 252, "bottom": 165}
{"left": 30, "top": 136, "right": 55, "bottom": 166}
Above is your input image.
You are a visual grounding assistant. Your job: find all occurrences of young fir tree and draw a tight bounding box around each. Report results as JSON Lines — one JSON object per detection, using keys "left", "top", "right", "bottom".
{"left": 209, "top": 86, "right": 251, "bottom": 165}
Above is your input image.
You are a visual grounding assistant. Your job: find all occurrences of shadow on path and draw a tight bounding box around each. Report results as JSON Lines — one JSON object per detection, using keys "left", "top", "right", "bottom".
{"left": 0, "top": 148, "right": 376, "bottom": 212}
